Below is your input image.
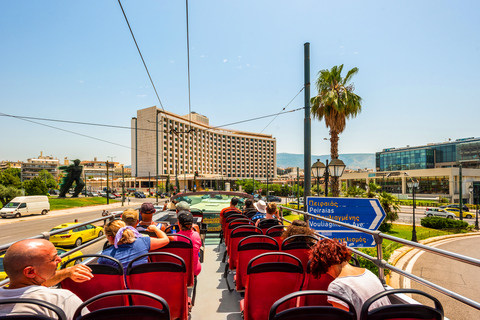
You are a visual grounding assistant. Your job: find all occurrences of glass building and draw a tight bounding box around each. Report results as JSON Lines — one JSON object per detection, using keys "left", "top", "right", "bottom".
{"left": 376, "top": 137, "right": 480, "bottom": 172}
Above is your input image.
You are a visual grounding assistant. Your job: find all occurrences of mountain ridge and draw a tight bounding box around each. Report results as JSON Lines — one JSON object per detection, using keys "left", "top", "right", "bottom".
{"left": 277, "top": 152, "right": 375, "bottom": 170}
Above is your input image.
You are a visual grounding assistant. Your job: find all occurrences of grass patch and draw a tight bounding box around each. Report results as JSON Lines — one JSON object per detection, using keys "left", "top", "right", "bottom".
{"left": 358, "top": 224, "right": 462, "bottom": 276}
{"left": 49, "top": 197, "right": 119, "bottom": 210}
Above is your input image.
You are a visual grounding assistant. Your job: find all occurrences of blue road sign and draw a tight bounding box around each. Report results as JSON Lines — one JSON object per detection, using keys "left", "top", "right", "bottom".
{"left": 307, "top": 197, "right": 386, "bottom": 248}
{"left": 319, "top": 231, "right": 376, "bottom": 248}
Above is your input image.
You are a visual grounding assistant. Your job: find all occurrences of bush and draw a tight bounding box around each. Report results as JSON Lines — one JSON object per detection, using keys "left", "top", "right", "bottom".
{"left": 420, "top": 217, "right": 469, "bottom": 230}
{"left": 378, "top": 222, "right": 393, "bottom": 233}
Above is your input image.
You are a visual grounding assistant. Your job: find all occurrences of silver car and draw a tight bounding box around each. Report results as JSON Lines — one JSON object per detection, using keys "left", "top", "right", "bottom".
{"left": 424, "top": 208, "right": 455, "bottom": 219}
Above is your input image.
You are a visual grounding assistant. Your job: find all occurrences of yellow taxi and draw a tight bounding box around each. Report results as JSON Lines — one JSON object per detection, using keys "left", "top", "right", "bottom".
{"left": 444, "top": 208, "right": 476, "bottom": 219}
{"left": 0, "top": 248, "right": 84, "bottom": 281}
{"left": 49, "top": 223, "right": 104, "bottom": 247}
{"left": 287, "top": 201, "right": 304, "bottom": 209}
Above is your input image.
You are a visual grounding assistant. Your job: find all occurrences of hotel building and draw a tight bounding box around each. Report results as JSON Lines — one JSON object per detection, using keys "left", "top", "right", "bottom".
{"left": 130, "top": 106, "right": 276, "bottom": 191}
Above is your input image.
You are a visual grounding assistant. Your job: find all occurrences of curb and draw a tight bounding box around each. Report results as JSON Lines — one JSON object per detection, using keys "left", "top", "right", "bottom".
{"left": 386, "top": 231, "right": 480, "bottom": 286}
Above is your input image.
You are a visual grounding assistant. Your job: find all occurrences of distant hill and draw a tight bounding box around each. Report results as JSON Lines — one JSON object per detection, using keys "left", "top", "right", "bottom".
{"left": 277, "top": 153, "right": 375, "bottom": 170}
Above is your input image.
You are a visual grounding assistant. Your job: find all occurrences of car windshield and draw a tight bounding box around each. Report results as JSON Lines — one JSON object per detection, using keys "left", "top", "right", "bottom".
{"left": 173, "top": 193, "right": 248, "bottom": 213}
{"left": 3, "top": 202, "right": 20, "bottom": 209}
{"left": 0, "top": 257, "right": 3, "bottom": 272}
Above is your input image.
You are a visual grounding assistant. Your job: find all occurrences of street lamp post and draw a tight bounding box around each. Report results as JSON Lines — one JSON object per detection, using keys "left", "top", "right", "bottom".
{"left": 407, "top": 178, "right": 419, "bottom": 242}
{"left": 311, "top": 159, "right": 324, "bottom": 196}
{"left": 310, "top": 158, "right": 346, "bottom": 197}
{"left": 468, "top": 183, "right": 479, "bottom": 230}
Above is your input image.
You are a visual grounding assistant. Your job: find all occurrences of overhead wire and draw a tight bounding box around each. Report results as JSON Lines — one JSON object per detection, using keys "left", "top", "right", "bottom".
{"left": 0, "top": 112, "right": 156, "bottom": 156}
{"left": 260, "top": 87, "right": 305, "bottom": 133}
{"left": 117, "top": 0, "right": 165, "bottom": 113}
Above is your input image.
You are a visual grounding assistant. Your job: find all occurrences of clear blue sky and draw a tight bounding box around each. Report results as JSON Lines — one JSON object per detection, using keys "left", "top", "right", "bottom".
{"left": 1, "top": 0, "right": 479, "bottom": 166}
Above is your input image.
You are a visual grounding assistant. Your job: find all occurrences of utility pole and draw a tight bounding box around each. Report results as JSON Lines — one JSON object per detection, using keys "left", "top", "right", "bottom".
{"left": 303, "top": 42, "right": 311, "bottom": 215}
{"left": 106, "top": 160, "right": 109, "bottom": 205}
{"left": 459, "top": 164, "right": 463, "bottom": 221}
{"left": 122, "top": 165, "right": 125, "bottom": 206}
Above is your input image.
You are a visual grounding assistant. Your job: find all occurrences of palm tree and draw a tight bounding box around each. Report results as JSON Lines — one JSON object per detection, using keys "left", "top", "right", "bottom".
{"left": 311, "top": 64, "right": 362, "bottom": 196}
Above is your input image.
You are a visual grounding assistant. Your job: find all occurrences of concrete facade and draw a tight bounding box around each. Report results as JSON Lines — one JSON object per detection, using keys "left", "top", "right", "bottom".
{"left": 131, "top": 106, "right": 277, "bottom": 183}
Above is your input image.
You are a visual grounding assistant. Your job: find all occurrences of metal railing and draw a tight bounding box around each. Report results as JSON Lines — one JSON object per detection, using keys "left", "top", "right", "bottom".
{"left": 278, "top": 205, "right": 480, "bottom": 311}
{"left": 0, "top": 211, "right": 123, "bottom": 287}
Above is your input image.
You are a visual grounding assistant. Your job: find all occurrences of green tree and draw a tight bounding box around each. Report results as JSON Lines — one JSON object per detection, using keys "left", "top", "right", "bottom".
{"left": 378, "top": 191, "right": 400, "bottom": 224}
{"left": 365, "top": 181, "right": 381, "bottom": 198}
{"left": 236, "top": 179, "right": 261, "bottom": 194}
{"left": 0, "top": 184, "right": 22, "bottom": 206}
{"left": 345, "top": 186, "right": 365, "bottom": 198}
{"left": 0, "top": 168, "right": 21, "bottom": 188}
{"left": 166, "top": 175, "right": 171, "bottom": 192}
{"left": 311, "top": 64, "right": 362, "bottom": 197}
{"left": 38, "top": 170, "right": 57, "bottom": 189}
{"left": 23, "top": 177, "right": 48, "bottom": 196}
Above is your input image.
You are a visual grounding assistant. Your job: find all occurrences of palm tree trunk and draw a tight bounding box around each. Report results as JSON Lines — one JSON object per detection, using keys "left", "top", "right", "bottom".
{"left": 330, "top": 130, "right": 340, "bottom": 197}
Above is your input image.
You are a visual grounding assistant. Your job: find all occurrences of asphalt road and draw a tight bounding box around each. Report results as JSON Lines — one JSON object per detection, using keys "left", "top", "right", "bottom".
{"left": 410, "top": 236, "right": 480, "bottom": 319}
{"left": 0, "top": 197, "right": 167, "bottom": 248}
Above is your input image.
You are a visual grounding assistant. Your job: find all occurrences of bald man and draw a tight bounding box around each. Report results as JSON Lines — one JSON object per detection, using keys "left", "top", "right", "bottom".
{"left": 0, "top": 239, "right": 93, "bottom": 319}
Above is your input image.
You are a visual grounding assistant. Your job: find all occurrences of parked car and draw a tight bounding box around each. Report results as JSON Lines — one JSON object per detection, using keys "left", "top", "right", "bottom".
{"left": 134, "top": 191, "right": 146, "bottom": 198}
{"left": 98, "top": 191, "right": 107, "bottom": 197}
{"left": 443, "top": 207, "right": 475, "bottom": 219}
{"left": 266, "top": 195, "right": 281, "bottom": 202}
{"left": 49, "top": 189, "right": 60, "bottom": 195}
{"left": 49, "top": 223, "right": 104, "bottom": 247}
{"left": 102, "top": 193, "right": 116, "bottom": 199}
{"left": 176, "top": 196, "right": 192, "bottom": 204}
{"left": 424, "top": 208, "right": 456, "bottom": 219}
{"left": 439, "top": 204, "right": 469, "bottom": 212}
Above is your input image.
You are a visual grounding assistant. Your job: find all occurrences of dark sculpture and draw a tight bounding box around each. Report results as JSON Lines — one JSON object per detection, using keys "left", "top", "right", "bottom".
{"left": 58, "top": 159, "right": 85, "bottom": 198}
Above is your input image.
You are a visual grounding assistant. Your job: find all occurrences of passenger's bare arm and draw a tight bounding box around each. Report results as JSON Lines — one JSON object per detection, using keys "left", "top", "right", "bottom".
{"left": 147, "top": 225, "right": 170, "bottom": 250}
{"left": 43, "top": 264, "right": 93, "bottom": 287}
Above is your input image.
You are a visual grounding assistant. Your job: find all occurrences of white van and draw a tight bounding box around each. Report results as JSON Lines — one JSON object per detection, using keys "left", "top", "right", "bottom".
{"left": 0, "top": 196, "right": 50, "bottom": 218}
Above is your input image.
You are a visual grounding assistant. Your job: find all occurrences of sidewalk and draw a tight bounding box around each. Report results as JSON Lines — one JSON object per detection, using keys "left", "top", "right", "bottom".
{"left": 387, "top": 232, "right": 480, "bottom": 289}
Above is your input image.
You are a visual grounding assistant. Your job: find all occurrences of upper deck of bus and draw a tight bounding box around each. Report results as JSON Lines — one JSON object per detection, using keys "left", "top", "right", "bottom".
{"left": 1, "top": 191, "right": 479, "bottom": 319}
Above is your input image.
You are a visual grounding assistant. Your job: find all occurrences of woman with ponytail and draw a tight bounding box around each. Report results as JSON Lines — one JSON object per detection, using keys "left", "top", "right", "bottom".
{"left": 98, "top": 219, "right": 169, "bottom": 270}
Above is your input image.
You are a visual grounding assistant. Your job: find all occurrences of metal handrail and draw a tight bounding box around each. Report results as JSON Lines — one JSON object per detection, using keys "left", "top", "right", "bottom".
{"left": 278, "top": 205, "right": 480, "bottom": 311}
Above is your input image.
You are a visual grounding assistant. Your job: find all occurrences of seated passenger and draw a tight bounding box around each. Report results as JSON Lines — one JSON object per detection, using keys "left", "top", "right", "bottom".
{"left": 0, "top": 239, "right": 92, "bottom": 320}
{"left": 254, "top": 201, "right": 280, "bottom": 227}
{"left": 136, "top": 202, "right": 167, "bottom": 232}
{"left": 281, "top": 219, "right": 316, "bottom": 243}
{"left": 175, "top": 211, "right": 202, "bottom": 276}
{"left": 309, "top": 239, "right": 390, "bottom": 318}
{"left": 98, "top": 220, "right": 169, "bottom": 270}
{"left": 242, "top": 199, "right": 257, "bottom": 219}
{"left": 219, "top": 197, "right": 241, "bottom": 225}
{"left": 251, "top": 200, "right": 267, "bottom": 223}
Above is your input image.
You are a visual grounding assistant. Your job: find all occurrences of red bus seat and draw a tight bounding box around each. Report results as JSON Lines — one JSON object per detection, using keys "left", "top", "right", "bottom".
{"left": 299, "top": 260, "right": 335, "bottom": 306}
{"left": 280, "top": 235, "right": 318, "bottom": 273}
{"left": 59, "top": 254, "right": 127, "bottom": 312}
{"left": 0, "top": 298, "right": 67, "bottom": 320}
{"left": 360, "top": 289, "right": 444, "bottom": 320}
{"left": 235, "top": 235, "right": 280, "bottom": 292}
{"left": 256, "top": 218, "right": 282, "bottom": 233}
{"left": 126, "top": 252, "right": 189, "bottom": 320}
{"left": 150, "top": 233, "right": 195, "bottom": 288}
{"left": 223, "top": 225, "right": 263, "bottom": 292}
{"left": 73, "top": 289, "right": 170, "bottom": 320}
{"left": 269, "top": 290, "right": 357, "bottom": 320}
{"left": 264, "top": 225, "right": 285, "bottom": 244}
{"left": 240, "top": 252, "right": 304, "bottom": 320}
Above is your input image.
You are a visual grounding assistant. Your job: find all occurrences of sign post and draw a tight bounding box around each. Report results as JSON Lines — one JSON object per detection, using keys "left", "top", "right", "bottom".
{"left": 307, "top": 197, "right": 386, "bottom": 248}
